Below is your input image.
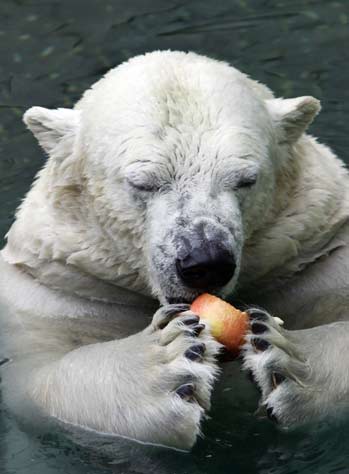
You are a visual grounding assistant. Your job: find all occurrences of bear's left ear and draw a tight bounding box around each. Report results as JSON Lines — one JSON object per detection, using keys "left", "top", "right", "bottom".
{"left": 23, "top": 106, "right": 80, "bottom": 156}
{"left": 265, "top": 96, "right": 321, "bottom": 144}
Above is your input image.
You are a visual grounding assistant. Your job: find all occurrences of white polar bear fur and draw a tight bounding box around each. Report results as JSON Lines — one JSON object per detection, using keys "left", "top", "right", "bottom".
{"left": 1, "top": 50, "right": 349, "bottom": 448}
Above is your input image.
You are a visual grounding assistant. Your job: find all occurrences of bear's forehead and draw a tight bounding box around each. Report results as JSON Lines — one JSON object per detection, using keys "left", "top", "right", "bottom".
{"left": 80, "top": 53, "right": 271, "bottom": 130}
{"left": 79, "top": 53, "right": 273, "bottom": 167}
{"left": 81, "top": 82, "right": 271, "bottom": 149}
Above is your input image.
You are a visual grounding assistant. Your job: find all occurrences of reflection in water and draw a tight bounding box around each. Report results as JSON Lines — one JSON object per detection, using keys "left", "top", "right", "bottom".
{"left": 0, "top": 0, "right": 349, "bottom": 473}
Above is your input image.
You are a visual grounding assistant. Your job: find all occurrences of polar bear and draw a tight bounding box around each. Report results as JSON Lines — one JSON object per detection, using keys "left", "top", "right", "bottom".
{"left": 1, "top": 50, "right": 349, "bottom": 450}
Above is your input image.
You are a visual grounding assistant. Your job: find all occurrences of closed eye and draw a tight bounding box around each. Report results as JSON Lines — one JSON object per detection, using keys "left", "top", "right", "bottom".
{"left": 236, "top": 174, "right": 257, "bottom": 189}
{"left": 125, "top": 176, "right": 158, "bottom": 192}
{"left": 124, "top": 163, "right": 161, "bottom": 193}
{"left": 220, "top": 161, "right": 259, "bottom": 191}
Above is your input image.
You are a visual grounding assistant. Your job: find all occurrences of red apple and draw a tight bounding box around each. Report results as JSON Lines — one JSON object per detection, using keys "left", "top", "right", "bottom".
{"left": 191, "top": 293, "right": 249, "bottom": 356}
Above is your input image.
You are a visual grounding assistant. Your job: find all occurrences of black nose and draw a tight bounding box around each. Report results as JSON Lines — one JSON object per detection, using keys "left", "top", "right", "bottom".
{"left": 176, "top": 246, "right": 236, "bottom": 289}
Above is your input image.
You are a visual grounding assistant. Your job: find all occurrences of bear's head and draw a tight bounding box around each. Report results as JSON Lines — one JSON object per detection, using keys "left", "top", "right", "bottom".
{"left": 21, "top": 51, "right": 320, "bottom": 304}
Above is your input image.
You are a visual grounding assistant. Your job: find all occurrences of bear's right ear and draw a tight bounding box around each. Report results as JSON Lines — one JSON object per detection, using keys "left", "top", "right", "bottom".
{"left": 23, "top": 106, "right": 80, "bottom": 156}
{"left": 266, "top": 96, "right": 321, "bottom": 144}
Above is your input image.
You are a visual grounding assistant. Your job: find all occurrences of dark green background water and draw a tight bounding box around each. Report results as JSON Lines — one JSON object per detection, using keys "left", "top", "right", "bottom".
{"left": 1, "top": 0, "right": 349, "bottom": 472}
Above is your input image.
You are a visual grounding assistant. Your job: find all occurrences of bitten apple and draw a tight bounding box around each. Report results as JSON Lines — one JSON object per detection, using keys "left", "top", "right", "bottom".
{"left": 191, "top": 293, "right": 249, "bottom": 356}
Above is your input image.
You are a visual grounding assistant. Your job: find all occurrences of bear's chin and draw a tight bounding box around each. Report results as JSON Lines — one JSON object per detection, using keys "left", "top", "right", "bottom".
{"left": 166, "top": 290, "right": 221, "bottom": 305}
{"left": 163, "top": 290, "right": 202, "bottom": 305}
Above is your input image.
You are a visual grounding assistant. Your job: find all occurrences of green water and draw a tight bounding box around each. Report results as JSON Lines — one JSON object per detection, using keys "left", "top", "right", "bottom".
{"left": 1, "top": 0, "right": 349, "bottom": 472}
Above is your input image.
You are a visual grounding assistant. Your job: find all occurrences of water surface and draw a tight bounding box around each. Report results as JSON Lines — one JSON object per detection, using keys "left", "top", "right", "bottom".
{"left": 1, "top": 0, "right": 349, "bottom": 472}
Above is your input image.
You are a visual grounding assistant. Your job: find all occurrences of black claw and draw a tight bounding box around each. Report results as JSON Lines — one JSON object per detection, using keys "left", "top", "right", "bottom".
{"left": 252, "top": 337, "right": 270, "bottom": 352}
{"left": 157, "top": 304, "right": 191, "bottom": 328}
{"left": 251, "top": 322, "right": 268, "bottom": 334}
{"left": 266, "top": 407, "right": 278, "bottom": 423}
{"left": 271, "top": 372, "right": 286, "bottom": 389}
{"left": 192, "top": 323, "right": 205, "bottom": 336}
{"left": 248, "top": 310, "right": 269, "bottom": 322}
{"left": 182, "top": 315, "right": 200, "bottom": 326}
{"left": 163, "top": 304, "right": 190, "bottom": 316}
{"left": 185, "top": 343, "right": 206, "bottom": 361}
{"left": 176, "top": 383, "right": 195, "bottom": 400}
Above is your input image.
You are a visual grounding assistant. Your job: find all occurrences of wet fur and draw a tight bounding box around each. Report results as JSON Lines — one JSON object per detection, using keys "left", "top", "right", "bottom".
{"left": 1, "top": 51, "right": 349, "bottom": 448}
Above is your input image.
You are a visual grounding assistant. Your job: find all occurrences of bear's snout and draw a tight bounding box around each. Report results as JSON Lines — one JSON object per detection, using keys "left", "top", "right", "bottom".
{"left": 175, "top": 231, "right": 236, "bottom": 290}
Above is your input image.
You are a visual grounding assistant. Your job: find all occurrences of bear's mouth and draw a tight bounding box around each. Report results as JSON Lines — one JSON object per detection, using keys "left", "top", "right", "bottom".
{"left": 167, "top": 296, "right": 194, "bottom": 305}
{"left": 166, "top": 290, "right": 220, "bottom": 305}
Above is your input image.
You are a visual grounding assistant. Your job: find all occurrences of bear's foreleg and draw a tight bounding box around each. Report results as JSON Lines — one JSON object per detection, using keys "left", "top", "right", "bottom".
{"left": 242, "top": 309, "right": 349, "bottom": 426}
{"left": 31, "top": 304, "right": 220, "bottom": 449}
